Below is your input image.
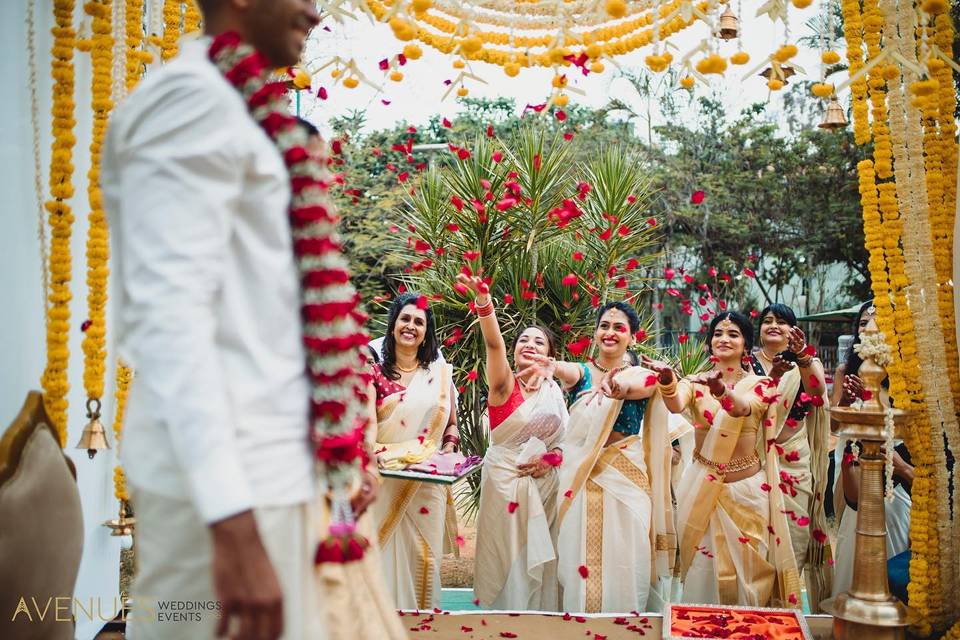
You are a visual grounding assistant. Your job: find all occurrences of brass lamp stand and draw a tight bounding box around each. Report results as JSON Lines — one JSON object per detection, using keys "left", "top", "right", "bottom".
{"left": 823, "top": 320, "right": 912, "bottom": 639}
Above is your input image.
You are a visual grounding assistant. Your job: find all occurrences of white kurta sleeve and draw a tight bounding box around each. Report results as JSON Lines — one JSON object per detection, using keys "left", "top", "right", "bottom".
{"left": 105, "top": 75, "right": 255, "bottom": 523}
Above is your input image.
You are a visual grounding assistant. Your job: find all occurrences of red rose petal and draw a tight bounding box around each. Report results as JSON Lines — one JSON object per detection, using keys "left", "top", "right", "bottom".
{"left": 578, "top": 565, "right": 589, "bottom": 579}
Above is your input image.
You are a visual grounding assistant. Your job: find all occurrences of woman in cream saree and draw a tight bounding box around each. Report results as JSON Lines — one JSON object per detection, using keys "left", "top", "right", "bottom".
{"left": 370, "top": 293, "right": 459, "bottom": 610}
{"left": 750, "top": 304, "right": 832, "bottom": 607}
{"left": 653, "top": 311, "right": 802, "bottom": 608}
{"left": 534, "top": 301, "right": 675, "bottom": 613}
{"left": 457, "top": 274, "right": 569, "bottom": 611}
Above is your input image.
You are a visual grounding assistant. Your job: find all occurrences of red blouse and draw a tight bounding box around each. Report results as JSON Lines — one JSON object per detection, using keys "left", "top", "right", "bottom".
{"left": 488, "top": 378, "right": 525, "bottom": 430}
{"left": 371, "top": 363, "right": 406, "bottom": 405}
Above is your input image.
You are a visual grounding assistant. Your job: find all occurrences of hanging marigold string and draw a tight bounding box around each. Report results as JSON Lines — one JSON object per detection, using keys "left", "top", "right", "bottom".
{"left": 161, "top": 0, "right": 181, "bottom": 61}
{"left": 80, "top": 0, "right": 114, "bottom": 418}
{"left": 111, "top": 363, "right": 133, "bottom": 502}
{"left": 125, "top": 0, "right": 151, "bottom": 91}
{"left": 41, "top": 0, "right": 78, "bottom": 446}
{"left": 184, "top": 0, "right": 201, "bottom": 33}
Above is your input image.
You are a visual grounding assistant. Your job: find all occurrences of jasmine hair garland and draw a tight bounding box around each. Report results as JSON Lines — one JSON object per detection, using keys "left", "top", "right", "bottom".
{"left": 209, "top": 32, "right": 372, "bottom": 563}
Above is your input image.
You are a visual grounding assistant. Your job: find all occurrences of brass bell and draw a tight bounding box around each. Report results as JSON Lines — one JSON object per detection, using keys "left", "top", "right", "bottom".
{"left": 718, "top": 6, "right": 739, "bottom": 40}
{"left": 75, "top": 398, "right": 110, "bottom": 459}
{"left": 819, "top": 98, "right": 849, "bottom": 130}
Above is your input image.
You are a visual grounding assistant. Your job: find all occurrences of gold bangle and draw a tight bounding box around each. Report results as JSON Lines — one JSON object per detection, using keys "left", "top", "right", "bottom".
{"left": 658, "top": 379, "right": 678, "bottom": 398}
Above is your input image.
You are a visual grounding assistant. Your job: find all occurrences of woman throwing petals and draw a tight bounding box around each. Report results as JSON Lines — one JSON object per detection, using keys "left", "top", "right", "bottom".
{"left": 457, "top": 274, "right": 568, "bottom": 611}
{"left": 522, "top": 301, "right": 675, "bottom": 613}
{"left": 649, "top": 311, "right": 802, "bottom": 608}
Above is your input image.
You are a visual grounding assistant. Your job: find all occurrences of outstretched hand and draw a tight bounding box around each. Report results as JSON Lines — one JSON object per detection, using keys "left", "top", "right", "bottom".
{"left": 770, "top": 354, "right": 794, "bottom": 381}
{"left": 787, "top": 326, "right": 808, "bottom": 355}
{"left": 455, "top": 272, "right": 489, "bottom": 299}
{"left": 691, "top": 369, "right": 725, "bottom": 398}
{"left": 640, "top": 354, "right": 676, "bottom": 386}
{"left": 515, "top": 353, "right": 556, "bottom": 392}
{"left": 840, "top": 374, "right": 865, "bottom": 406}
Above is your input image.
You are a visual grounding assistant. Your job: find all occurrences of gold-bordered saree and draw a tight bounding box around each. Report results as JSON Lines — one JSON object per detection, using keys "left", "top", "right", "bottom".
{"left": 372, "top": 360, "right": 458, "bottom": 610}
{"left": 674, "top": 374, "right": 802, "bottom": 609}
{"left": 556, "top": 366, "right": 676, "bottom": 613}
{"left": 473, "top": 379, "right": 568, "bottom": 611}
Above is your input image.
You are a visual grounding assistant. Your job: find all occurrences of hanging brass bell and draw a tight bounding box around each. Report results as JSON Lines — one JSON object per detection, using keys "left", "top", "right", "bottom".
{"left": 718, "top": 6, "right": 739, "bottom": 40}
{"left": 818, "top": 98, "right": 849, "bottom": 130}
{"left": 75, "top": 398, "right": 110, "bottom": 459}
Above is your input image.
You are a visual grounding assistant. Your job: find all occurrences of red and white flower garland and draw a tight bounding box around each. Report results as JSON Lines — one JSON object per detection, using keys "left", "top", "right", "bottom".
{"left": 209, "top": 32, "right": 371, "bottom": 563}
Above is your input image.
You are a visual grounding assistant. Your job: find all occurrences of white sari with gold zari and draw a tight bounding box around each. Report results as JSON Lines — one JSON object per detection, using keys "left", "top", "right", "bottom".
{"left": 372, "top": 360, "right": 457, "bottom": 610}
{"left": 473, "top": 380, "right": 568, "bottom": 610}
{"left": 674, "top": 375, "right": 802, "bottom": 609}
{"left": 556, "top": 367, "right": 676, "bottom": 613}
{"left": 765, "top": 364, "right": 833, "bottom": 610}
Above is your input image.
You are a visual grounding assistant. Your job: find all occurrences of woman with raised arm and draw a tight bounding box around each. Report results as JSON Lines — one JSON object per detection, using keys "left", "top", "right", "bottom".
{"left": 456, "top": 274, "right": 568, "bottom": 611}
{"left": 750, "top": 304, "right": 832, "bottom": 603}
{"left": 521, "top": 301, "right": 675, "bottom": 613}
{"left": 369, "top": 292, "right": 459, "bottom": 610}
{"left": 648, "top": 311, "right": 802, "bottom": 608}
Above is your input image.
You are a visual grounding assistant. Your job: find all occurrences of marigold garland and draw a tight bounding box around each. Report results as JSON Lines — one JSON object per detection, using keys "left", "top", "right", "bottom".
{"left": 81, "top": 0, "right": 113, "bottom": 410}
{"left": 840, "top": 0, "right": 869, "bottom": 145}
{"left": 111, "top": 363, "right": 133, "bottom": 502}
{"left": 161, "top": 0, "right": 181, "bottom": 61}
{"left": 209, "top": 32, "right": 371, "bottom": 562}
{"left": 124, "top": 0, "right": 150, "bottom": 90}
{"left": 184, "top": 0, "right": 201, "bottom": 33}
{"left": 41, "top": 0, "right": 78, "bottom": 446}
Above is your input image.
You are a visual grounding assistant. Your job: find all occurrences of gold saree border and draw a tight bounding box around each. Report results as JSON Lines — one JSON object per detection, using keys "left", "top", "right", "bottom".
{"left": 557, "top": 397, "right": 621, "bottom": 524}
{"left": 584, "top": 479, "right": 604, "bottom": 613}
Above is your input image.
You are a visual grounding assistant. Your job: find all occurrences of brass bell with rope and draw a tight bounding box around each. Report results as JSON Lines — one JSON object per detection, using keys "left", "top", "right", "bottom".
{"left": 718, "top": 6, "right": 739, "bottom": 40}
{"left": 818, "top": 98, "right": 849, "bottom": 130}
{"left": 75, "top": 397, "right": 110, "bottom": 459}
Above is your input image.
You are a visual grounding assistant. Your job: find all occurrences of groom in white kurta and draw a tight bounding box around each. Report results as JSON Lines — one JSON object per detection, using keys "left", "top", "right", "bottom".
{"left": 102, "top": 1, "right": 325, "bottom": 638}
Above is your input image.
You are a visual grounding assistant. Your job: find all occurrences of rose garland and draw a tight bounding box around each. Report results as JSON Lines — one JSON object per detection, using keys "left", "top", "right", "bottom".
{"left": 209, "top": 32, "right": 371, "bottom": 563}
{"left": 81, "top": 0, "right": 113, "bottom": 418}
{"left": 161, "top": 0, "right": 180, "bottom": 61}
{"left": 41, "top": 0, "right": 78, "bottom": 446}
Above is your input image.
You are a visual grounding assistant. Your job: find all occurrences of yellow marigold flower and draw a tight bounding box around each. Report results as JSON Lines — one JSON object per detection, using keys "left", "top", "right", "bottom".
{"left": 680, "top": 76, "right": 695, "bottom": 89}
{"left": 552, "top": 74, "right": 568, "bottom": 88}
{"left": 403, "top": 44, "right": 423, "bottom": 60}
{"left": 453, "top": 59, "right": 465, "bottom": 69}
{"left": 909, "top": 78, "right": 938, "bottom": 96}
{"left": 292, "top": 67, "right": 311, "bottom": 90}
{"left": 389, "top": 70, "right": 404, "bottom": 82}
{"left": 768, "top": 78, "right": 785, "bottom": 91}
{"left": 920, "top": 0, "right": 947, "bottom": 14}
{"left": 792, "top": 0, "right": 813, "bottom": 6}
{"left": 811, "top": 82, "right": 834, "bottom": 98}
{"left": 605, "top": 0, "right": 627, "bottom": 19}
{"left": 881, "top": 64, "right": 899, "bottom": 81}
{"left": 590, "top": 61, "right": 605, "bottom": 74}
{"left": 411, "top": 0, "right": 431, "bottom": 12}
{"left": 773, "top": 44, "right": 798, "bottom": 62}
{"left": 821, "top": 50, "right": 841, "bottom": 64}
{"left": 457, "top": 86, "right": 469, "bottom": 97}
{"left": 461, "top": 35, "right": 482, "bottom": 54}
{"left": 343, "top": 77, "right": 359, "bottom": 89}
{"left": 331, "top": 68, "right": 341, "bottom": 78}
{"left": 731, "top": 51, "right": 750, "bottom": 65}
{"left": 586, "top": 43, "right": 602, "bottom": 59}
{"left": 504, "top": 63, "right": 520, "bottom": 77}
{"left": 553, "top": 93, "right": 569, "bottom": 107}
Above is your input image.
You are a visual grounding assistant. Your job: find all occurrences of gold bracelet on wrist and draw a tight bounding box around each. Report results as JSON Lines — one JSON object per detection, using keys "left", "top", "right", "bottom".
{"left": 658, "top": 378, "right": 678, "bottom": 398}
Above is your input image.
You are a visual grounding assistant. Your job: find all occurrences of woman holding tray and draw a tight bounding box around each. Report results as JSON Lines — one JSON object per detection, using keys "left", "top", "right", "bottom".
{"left": 369, "top": 292, "right": 460, "bottom": 610}
{"left": 521, "top": 300, "right": 676, "bottom": 613}
{"left": 457, "top": 274, "right": 569, "bottom": 611}
{"left": 649, "top": 311, "right": 803, "bottom": 608}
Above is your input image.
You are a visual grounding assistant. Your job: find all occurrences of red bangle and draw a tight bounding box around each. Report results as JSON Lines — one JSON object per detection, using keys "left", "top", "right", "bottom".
{"left": 442, "top": 434, "right": 461, "bottom": 450}
{"left": 476, "top": 300, "right": 494, "bottom": 317}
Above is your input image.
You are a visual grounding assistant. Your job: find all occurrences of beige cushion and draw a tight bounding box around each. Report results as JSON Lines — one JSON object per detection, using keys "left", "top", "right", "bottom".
{"left": 0, "top": 392, "right": 84, "bottom": 640}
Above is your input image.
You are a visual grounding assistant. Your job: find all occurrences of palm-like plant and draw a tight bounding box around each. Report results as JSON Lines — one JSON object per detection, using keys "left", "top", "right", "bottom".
{"left": 388, "top": 125, "right": 662, "bottom": 520}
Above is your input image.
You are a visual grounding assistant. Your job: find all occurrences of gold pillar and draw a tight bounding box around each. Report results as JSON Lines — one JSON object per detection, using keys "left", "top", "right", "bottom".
{"left": 823, "top": 321, "right": 911, "bottom": 639}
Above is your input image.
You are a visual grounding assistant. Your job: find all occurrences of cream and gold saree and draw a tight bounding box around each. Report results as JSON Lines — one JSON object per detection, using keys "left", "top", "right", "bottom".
{"left": 473, "top": 380, "right": 568, "bottom": 610}
{"left": 556, "top": 367, "right": 675, "bottom": 613}
{"left": 372, "top": 360, "right": 457, "bottom": 610}
{"left": 674, "top": 375, "right": 802, "bottom": 608}
{"left": 766, "top": 365, "right": 833, "bottom": 610}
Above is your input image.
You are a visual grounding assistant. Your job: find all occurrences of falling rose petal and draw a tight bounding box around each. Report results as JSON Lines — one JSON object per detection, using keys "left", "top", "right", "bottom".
{"left": 317, "top": 86, "right": 328, "bottom": 100}
{"left": 419, "top": 506, "right": 429, "bottom": 514}
{"left": 487, "top": 124, "right": 495, "bottom": 138}
{"left": 473, "top": 598, "right": 480, "bottom": 606}
{"left": 797, "top": 516, "right": 811, "bottom": 527}
{"left": 813, "top": 528, "right": 828, "bottom": 543}
{"left": 803, "top": 344, "right": 817, "bottom": 357}
{"left": 467, "top": 370, "right": 478, "bottom": 382}
{"left": 507, "top": 501, "right": 519, "bottom": 514}
{"left": 738, "top": 536, "right": 750, "bottom": 544}
{"left": 578, "top": 565, "right": 589, "bottom": 579}
{"left": 461, "top": 626, "right": 473, "bottom": 632}
{"left": 690, "top": 190, "right": 705, "bottom": 204}
{"left": 415, "top": 295, "right": 429, "bottom": 310}
{"left": 760, "top": 482, "right": 771, "bottom": 492}
{"left": 499, "top": 633, "right": 518, "bottom": 639}
{"left": 564, "top": 489, "right": 573, "bottom": 498}
{"left": 563, "top": 132, "right": 574, "bottom": 140}
{"left": 743, "top": 267, "right": 756, "bottom": 278}
{"left": 645, "top": 374, "right": 657, "bottom": 387}
{"left": 442, "top": 117, "right": 452, "bottom": 128}
{"left": 788, "top": 593, "right": 798, "bottom": 605}
{"left": 378, "top": 58, "right": 389, "bottom": 70}
{"left": 664, "top": 267, "right": 676, "bottom": 280}
{"left": 542, "top": 452, "right": 563, "bottom": 466}
{"left": 555, "top": 110, "right": 567, "bottom": 121}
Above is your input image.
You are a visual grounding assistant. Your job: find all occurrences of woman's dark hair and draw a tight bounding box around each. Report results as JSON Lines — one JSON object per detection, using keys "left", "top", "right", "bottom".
{"left": 757, "top": 303, "right": 797, "bottom": 330}
{"left": 706, "top": 311, "right": 754, "bottom": 368}
{"left": 596, "top": 300, "right": 641, "bottom": 333}
{"left": 510, "top": 324, "right": 558, "bottom": 359}
{"left": 381, "top": 292, "right": 440, "bottom": 380}
{"left": 844, "top": 301, "right": 874, "bottom": 376}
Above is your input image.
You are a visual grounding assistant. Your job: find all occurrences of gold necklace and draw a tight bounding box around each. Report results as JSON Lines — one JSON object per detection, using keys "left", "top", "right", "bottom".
{"left": 590, "top": 357, "right": 624, "bottom": 374}
{"left": 396, "top": 361, "right": 419, "bottom": 373}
